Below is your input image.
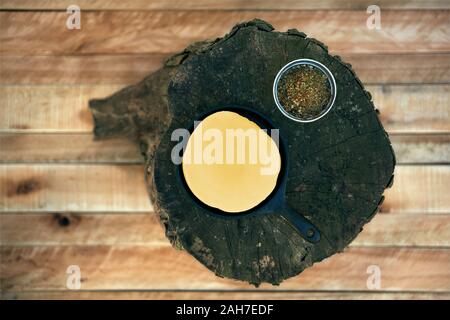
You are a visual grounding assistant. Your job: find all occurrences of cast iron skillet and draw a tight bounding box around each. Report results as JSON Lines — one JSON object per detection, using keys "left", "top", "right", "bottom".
{"left": 176, "top": 105, "right": 321, "bottom": 244}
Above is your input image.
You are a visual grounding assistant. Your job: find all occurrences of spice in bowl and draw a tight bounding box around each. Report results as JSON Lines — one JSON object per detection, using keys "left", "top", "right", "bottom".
{"left": 277, "top": 64, "right": 332, "bottom": 121}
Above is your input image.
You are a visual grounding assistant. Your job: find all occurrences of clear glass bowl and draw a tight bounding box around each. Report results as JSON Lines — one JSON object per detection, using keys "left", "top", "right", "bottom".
{"left": 273, "top": 58, "right": 337, "bottom": 123}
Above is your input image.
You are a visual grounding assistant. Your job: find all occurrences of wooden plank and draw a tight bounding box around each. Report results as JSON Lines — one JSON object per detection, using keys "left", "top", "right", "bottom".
{"left": 2, "top": 54, "right": 449, "bottom": 85}
{"left": 382, "top": 166, "right": 450, "bottom": 214}
{"left": 1, "top": 246, "right": 449, "bottom": 291}
{"left": 0, "top": 213, "right": 166, "bottom": 246}
{"left": 353, "top": 213, "right": 450, "bottom": 247}
{"left": 0, "top": 85, "right": 121, "bottom": 132}
{"left": 2, "top": 0, "right": 449, "bottom": 10}
{"left": 3, "top": 290, "right": 450, "bottom": 300}
{"left": 0, "top": 55, "right": 166, "bottom": 85}
{"left": 346, "top": 54, "right": 450, "bottom": 85}
{"left": 1, "top": 133, "right": 449, "bottom": 164}
{"left": 0, "top": 165, "right": 152, "bottom": 212}
{"left": 371, "top": 85, "right": 450, "bottom": 133}
{"left": 0, "top": 134, "right": 142, "bottom": 164}
{"left": 0, "top": 165, "right": 448, "bottom": 213}
{"left": 1, "top": 84, "right": 448, "bottom": 133}
{"left": 1, "top": 11, "right": 449, "bottom": 55}
{"left": 1, "top": 212, "right": 449, "bottom": 247}
{"left": 390, "top": 135, "right": 450, "bottom": 164}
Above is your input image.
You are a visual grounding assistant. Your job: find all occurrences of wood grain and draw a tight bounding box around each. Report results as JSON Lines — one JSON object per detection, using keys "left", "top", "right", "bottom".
{"left": 344, "top": 54, "right": 450, "bottom": 85}
{"left": 1, "top": 4, "right": 448, "bottom": 298}
{"left": 1, "top": 212, "right": 449, "bottom": 247}
{"left": 1, "top": 133, "right": 449, "bottom": 164}
{"left": 1, "top": 11, "right": 449, "bottom": 55}
{"left": 389, "top": 134, "right": 450, "bottom": 164}
{"left": 353, "top": 213, "right": 450, "bottom": 247}
{"left": 2, "top": 54, "right": 449, "bottom": 85}
{"left": 0, "top": 165, "right": 152, "bottom": 212}
{"left": 0, "top": 55, "right": 166, "bottom": 85}
{"left": 0, "top": 165, "right": 448, "bottom": 213}
{"left": 0, "top": 85, "right": 121, "bottom": 132}
{"left": 2, "top": 0, "right": 449, "bottom": 10}
{"left": 1, "top": 85, "right": 448, "bottom": 133}
{"left": 1, "top": 246, "right": 449, "bottom": 291}
{"left": 371, "top": 85, "right": 450, "bottom": 133}
{"left": 0, "top": 212, "right": 166, "bottom": 246}
{"left": 0, "top": 134, "right": 142, "bottom": 164}
{"left": 3, "top": 290, "right": 450, "bottom": 300}
{"left": 382, "top": 166, "right": 450, "bottom": 214}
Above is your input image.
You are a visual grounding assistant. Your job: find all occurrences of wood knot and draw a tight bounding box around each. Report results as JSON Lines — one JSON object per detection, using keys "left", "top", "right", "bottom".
{"left": 53, "top": 213, "right": 79, "bottom": 228}
{"left": 9, "top": 178, "right": 41, "bottom": 196}
{"left": 10, "top": 124, "right": 30, "bottom": 130}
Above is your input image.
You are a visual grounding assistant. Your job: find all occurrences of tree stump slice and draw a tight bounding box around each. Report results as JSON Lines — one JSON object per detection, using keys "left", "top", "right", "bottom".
{"left": 89, "top": 19, "right": 396, "bottom": 286}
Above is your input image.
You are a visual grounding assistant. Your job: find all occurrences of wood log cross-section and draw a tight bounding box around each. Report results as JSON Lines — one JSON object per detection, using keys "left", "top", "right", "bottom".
{"left": 89, "top": 19, "right": 396, "bottom": 286}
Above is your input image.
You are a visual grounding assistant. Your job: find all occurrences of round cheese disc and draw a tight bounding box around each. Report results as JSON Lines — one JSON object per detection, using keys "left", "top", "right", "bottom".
{"left": 182, "top": 111, "right": 282, "bottom": 213}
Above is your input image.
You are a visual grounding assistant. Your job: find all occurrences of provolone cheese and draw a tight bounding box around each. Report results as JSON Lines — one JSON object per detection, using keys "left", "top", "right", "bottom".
{"left": 182, "top": 111, "right": 281, "bottom": 213}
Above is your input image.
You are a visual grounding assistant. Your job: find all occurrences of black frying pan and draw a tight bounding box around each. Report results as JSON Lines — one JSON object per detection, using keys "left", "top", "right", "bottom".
{"left": 176, "top": 106, "right": 321, "bottom": 244}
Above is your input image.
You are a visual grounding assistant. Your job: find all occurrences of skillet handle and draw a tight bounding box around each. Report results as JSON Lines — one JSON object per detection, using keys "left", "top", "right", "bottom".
{"left": 280, "top": 205, "right": 321, "bottom": 244}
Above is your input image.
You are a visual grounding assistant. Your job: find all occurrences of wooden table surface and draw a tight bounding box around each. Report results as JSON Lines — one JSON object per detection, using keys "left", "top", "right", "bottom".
{"left": 0, "top": 0, "right": 449, "bottom": 300}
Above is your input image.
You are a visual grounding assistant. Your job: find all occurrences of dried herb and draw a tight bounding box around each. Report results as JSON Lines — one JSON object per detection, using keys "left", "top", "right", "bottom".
{"left": 277, "top": 65, "right": 331, "bottom": 120}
